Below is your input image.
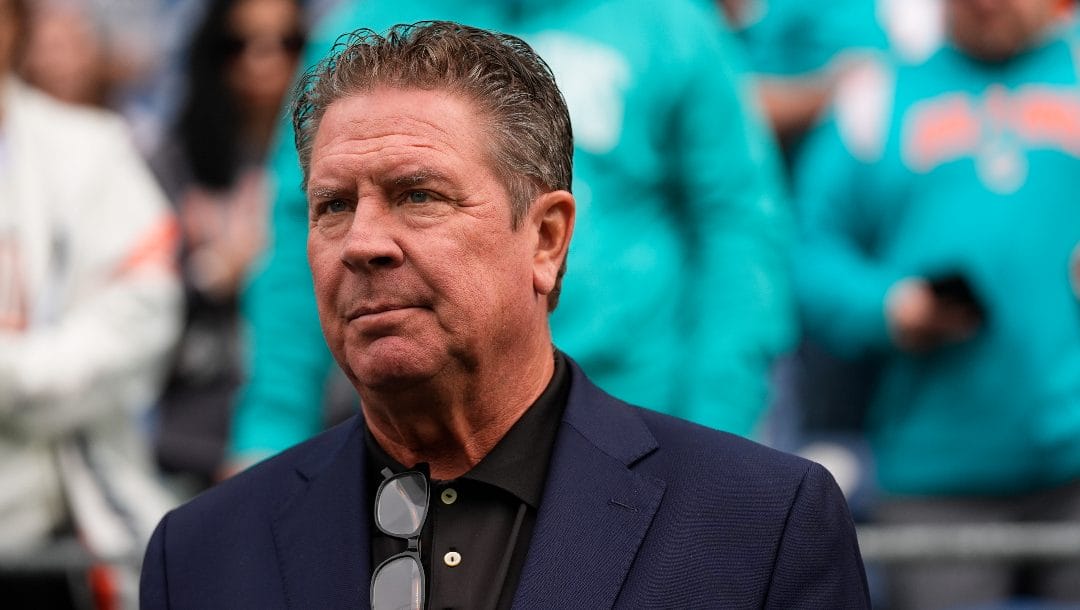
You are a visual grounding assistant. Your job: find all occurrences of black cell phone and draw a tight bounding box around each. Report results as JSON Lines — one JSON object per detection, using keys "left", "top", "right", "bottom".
{"left": 927, "top": 273, "right": 986, "bottom": 321}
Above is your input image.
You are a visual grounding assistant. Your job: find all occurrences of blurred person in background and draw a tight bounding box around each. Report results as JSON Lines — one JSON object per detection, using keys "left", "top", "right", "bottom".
{"left": 724, "top": 0, "right": 945, "bottom": 474}
{"left": 15, "top": 0, "right": 175, "bottom": 155}
{"left": 795, "top": 0, "right": 1080, "bottom": 607}
{"left": 724, "top": 0, "right": 944, "bottom": 151}
{"left": 150, "top": 0, "right": 306, "bottom": 491}
{"left": 17, "top": 0, "right": 110, "bottom": 107}
{"left": 0, "top": 0, "right": 182, "bottom": 606}
{"left": 226, "top": 0, "right": 795, "bottom": 469}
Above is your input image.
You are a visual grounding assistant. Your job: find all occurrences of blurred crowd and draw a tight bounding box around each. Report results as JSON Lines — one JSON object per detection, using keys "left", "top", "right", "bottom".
{"left": 2, "top": 0, "right": 1080, "bottom": 608}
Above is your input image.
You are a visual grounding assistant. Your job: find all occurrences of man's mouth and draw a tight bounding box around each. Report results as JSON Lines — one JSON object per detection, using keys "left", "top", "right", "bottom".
{"left": 347, "top": 303, "right": 420, "bottom": 320}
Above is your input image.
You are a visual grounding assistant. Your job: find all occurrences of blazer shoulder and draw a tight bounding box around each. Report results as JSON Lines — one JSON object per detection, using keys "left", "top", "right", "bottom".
{"left": 640, "top": 406, "right": 812, "bottom": 471}
{"left": 632, "top": 406, "right": 834, "bottom": 504}
{"left": 167, "top": 416, "right": 361, "bottom": 526}
{"left": 564, "top": 359, "right": 820, "bottom": 490}
{"left": 141, "top": 417, "right": 363, "bottom": 608}
{"left": 594, "top": 398, "right": 867, "bottom": 605}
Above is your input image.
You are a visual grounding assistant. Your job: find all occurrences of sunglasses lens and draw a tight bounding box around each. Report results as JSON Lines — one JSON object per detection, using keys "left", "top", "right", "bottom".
{"left": 372, "top": 555, "right": 423, "bottom": 610}
{"left": 376, "top": 473, "right": 428, "bottom": 537}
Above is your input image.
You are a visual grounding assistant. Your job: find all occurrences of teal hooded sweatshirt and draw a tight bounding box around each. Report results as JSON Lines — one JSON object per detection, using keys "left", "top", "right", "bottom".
{"left": 795, "top": 29, "right": 1080, "bottom": 496}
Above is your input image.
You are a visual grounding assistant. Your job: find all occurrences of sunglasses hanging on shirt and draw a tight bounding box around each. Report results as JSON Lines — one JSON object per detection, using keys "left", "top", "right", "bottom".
{"left": 371, "top": 468, "right": 429, "bottom": 610}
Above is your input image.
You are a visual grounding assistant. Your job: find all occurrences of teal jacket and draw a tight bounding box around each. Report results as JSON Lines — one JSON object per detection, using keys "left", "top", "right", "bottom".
{"left": 795, "top": 31, "right": 1080, "bottom": 496}
{"left": 734, "top": 0, "right": 888, "bottom": 75}
{"left": 232, "top": 0, "right": 794, "bottom": 459}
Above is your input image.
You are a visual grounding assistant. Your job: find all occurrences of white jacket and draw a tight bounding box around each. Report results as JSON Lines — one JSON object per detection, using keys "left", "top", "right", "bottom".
{"left": 0, "top": 77, "right": 182, "bottom": 561}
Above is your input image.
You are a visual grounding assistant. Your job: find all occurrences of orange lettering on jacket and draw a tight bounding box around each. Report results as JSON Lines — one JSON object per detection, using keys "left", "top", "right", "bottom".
{"left": 903, "top": 86, "right": 1080, "bottom": 172}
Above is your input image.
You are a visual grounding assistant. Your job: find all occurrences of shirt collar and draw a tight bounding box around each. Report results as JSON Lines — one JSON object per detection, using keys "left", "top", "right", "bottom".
{"left": 365, "top": 350, "right": 571, "bottom": 508}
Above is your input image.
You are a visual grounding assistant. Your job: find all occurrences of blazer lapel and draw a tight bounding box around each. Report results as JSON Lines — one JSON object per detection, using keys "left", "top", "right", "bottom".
{"left": 271, "top": 417, "right": 371, "bottom": 609}
{"left": 512, "top": 362, "right": 666, "bottom": 609}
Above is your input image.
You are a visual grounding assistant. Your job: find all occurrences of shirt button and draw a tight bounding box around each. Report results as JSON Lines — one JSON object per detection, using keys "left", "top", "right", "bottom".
{"left": 443, "top": 551, "right": 462, "bottom": 567}
{"left": 440, "top": 488, "right": 458, "bottom": 505}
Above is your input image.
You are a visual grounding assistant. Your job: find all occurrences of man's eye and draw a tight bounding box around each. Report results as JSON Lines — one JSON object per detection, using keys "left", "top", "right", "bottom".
{"left": 325, "top": 200, "right": 349, "bottom": 213}
{"left": 404, "top": 191, "right": 431, "bottom": 204}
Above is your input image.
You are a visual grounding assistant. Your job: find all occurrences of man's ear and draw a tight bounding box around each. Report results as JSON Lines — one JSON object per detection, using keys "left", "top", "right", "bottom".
{"left": 529, "top": 190, "right": 574, "bottom": 298}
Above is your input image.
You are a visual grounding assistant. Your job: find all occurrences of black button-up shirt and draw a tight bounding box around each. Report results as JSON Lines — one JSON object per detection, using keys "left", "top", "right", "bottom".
{"left": 366, "top": 351, "right": 570, "bottom": 610}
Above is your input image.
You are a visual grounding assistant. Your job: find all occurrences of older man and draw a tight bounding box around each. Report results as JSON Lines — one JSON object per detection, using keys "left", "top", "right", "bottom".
{"left": 141, "top": 22, "right": 868, "bottom": 609}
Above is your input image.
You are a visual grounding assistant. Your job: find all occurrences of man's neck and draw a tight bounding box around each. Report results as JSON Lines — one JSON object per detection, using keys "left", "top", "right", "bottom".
{"left": 360, "top": 343, "right": 556, "bottom": 479}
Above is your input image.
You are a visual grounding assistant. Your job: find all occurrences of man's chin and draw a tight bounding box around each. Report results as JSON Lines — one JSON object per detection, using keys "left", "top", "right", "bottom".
{"left": 345, "top": 344, "right": 442, "bottom": 391}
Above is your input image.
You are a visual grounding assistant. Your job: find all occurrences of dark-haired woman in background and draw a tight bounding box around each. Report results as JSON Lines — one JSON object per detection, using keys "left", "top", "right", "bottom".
{"left": 152, "top": 0, "right": 306, "bottom": 491}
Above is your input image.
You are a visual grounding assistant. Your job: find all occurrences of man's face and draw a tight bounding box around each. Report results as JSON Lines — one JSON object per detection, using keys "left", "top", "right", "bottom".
{"left": 306, "top": 87, "right": 548, "bottom": 391}
{"left": 947, "top": 0, "right": 1061, "bottom": 62}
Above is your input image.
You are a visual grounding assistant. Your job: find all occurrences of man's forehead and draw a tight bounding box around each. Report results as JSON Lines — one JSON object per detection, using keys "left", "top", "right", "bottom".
{"left": 308, "top": 88, "right": 498, "bottom": 179}
{"left": 314, "top": 91, "right": 468, "bottom": 150}
{"left": 321, "top": 86, "right": 483, "bottom": 130}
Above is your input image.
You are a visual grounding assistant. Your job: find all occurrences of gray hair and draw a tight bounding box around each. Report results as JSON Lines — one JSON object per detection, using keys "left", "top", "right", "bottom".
{"left": 291, "top": 21, "right": 573, "bottom": 228}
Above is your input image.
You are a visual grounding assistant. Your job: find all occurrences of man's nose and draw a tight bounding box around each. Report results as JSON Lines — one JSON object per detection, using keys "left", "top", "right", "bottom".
{"left": 340, "top": 205, "right": 405, "bottom": 272}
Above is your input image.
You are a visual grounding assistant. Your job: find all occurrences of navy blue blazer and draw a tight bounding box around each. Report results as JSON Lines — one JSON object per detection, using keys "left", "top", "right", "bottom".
{"left": 141, "top": 361, "right": 870, "bottom": 608}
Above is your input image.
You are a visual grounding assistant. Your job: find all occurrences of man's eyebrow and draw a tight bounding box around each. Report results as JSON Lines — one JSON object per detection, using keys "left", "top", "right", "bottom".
{"left": 308, "top": 187, "right": 345, "bottom": 199}
{"left": 392, "top": 170, "right": 449, "bottom": 188}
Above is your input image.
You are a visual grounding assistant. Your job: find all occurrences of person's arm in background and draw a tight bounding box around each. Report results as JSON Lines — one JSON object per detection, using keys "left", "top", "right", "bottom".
{"left": 791, "top": 60, "right": 902, "bottom": 358}
{"left": 675, "top": 4, "right": 797, "bottom": 437}
{"left": 726, "top": 0, "right": 890, "bottom": 146}
{"left": 0, "top": 113, "right": 181, "bottom": 437}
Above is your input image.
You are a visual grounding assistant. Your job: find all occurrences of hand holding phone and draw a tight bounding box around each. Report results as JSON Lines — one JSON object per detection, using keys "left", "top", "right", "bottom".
{"left": 927, "top": 273, "right": 986, "bottom": 324}
{"left": 887, "top": 275, "right": 984, "bottom": 352}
